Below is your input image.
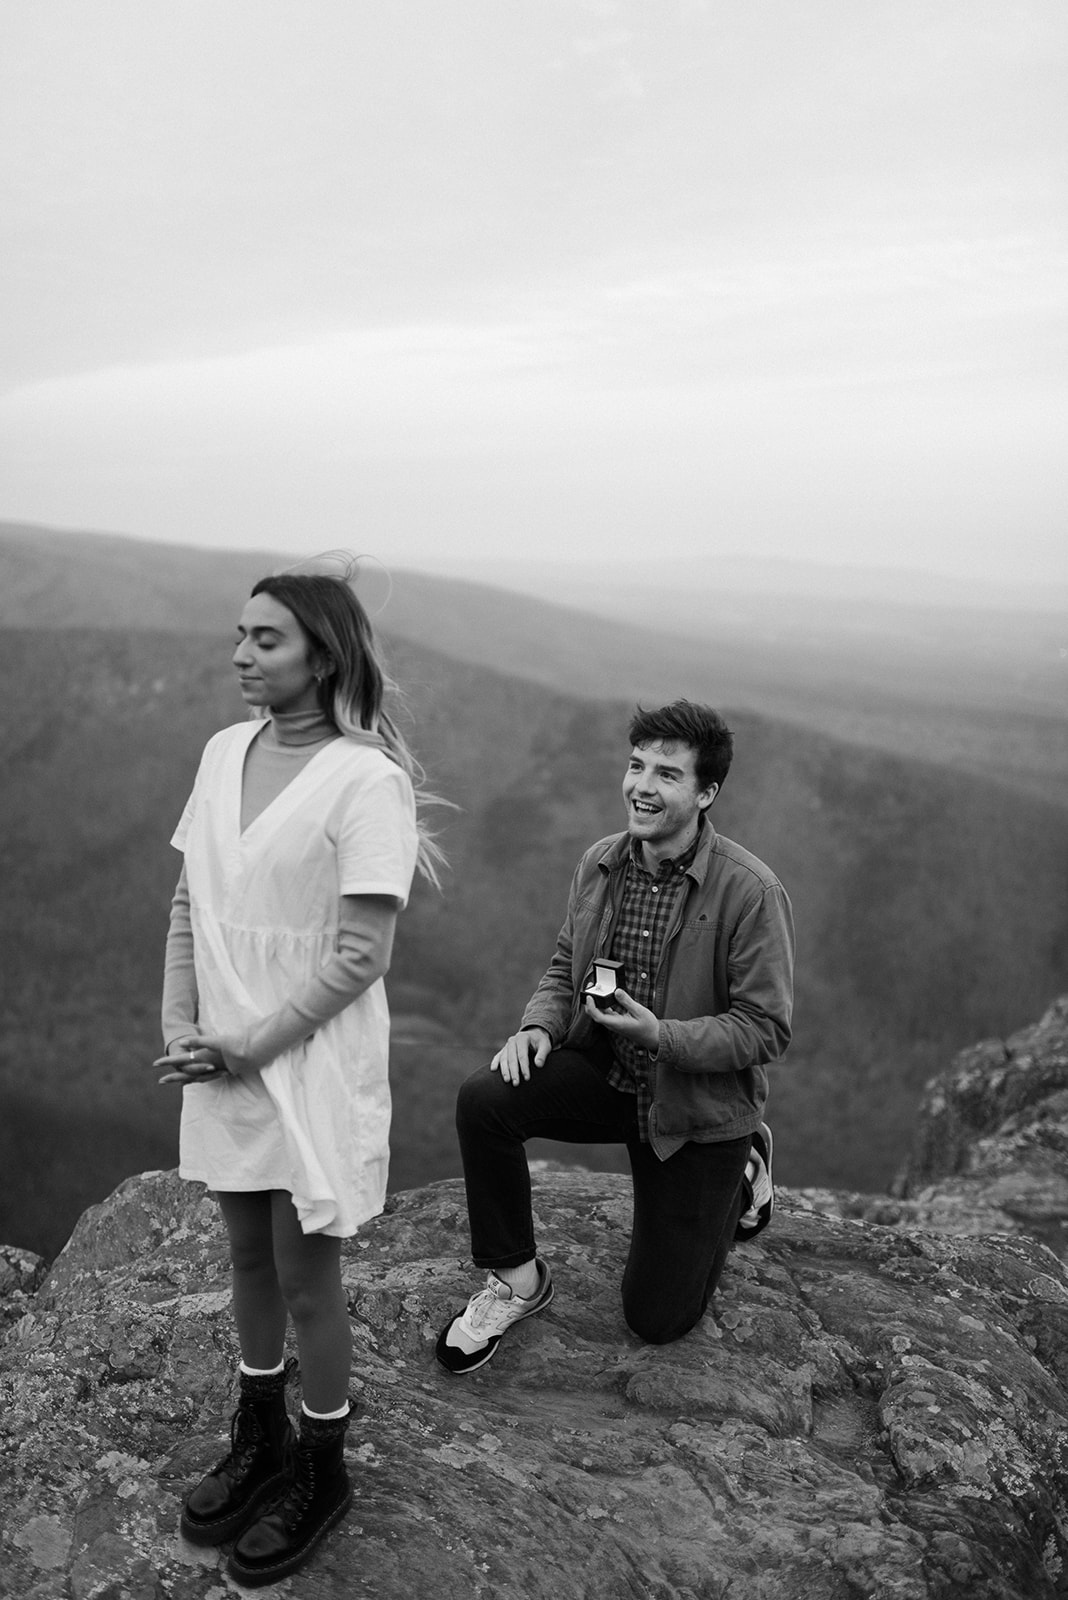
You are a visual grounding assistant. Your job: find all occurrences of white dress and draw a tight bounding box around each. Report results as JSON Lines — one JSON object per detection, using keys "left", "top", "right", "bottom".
{"left": 172, "top": 720, "right": 418, "bottom": 1237}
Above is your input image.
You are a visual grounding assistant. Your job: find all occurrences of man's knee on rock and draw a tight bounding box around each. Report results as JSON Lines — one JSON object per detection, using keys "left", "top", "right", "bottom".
{"left": 623, "top": 1299, "right": 702, "bottom": 1346}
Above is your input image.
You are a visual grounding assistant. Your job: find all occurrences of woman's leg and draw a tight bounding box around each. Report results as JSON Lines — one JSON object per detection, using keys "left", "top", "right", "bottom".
{"left": 183, "top": 1192, "right": 294, "bottom": 1548}
{"left": 217, "top": 1191, "right": 288, "bottom": 1369}
{"left": 227, "top": 1196, "right": 353, "bottom": 1584}
{"left": 270, "top": 1192, "right": 351, "bottom": 1414}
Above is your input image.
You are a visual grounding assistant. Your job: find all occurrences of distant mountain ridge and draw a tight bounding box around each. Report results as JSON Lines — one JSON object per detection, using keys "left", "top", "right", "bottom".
{"left": 1, "top": 610, "right": 1066, "bottom": 1257}
{"left": 2, "top": 520, "right": 1066, "bottom": 1259}
{"left": 442, "top": 548, "right": 1068, "bottom": 612}
{"left": 3, "top": 519, "right": 1065, "bottom": 807}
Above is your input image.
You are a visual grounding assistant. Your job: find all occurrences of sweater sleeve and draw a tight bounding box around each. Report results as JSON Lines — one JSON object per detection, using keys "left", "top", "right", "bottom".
{"left": 161, "top": 864, "right": 199, "bottom": 1050}
{"left": 236, "top": 893, "right": 399, "bottom": 1071}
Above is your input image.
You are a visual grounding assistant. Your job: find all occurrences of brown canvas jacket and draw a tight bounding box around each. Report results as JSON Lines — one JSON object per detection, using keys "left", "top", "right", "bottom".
{"left": 519, "top": 821, "right": 795, "bottom": 1144}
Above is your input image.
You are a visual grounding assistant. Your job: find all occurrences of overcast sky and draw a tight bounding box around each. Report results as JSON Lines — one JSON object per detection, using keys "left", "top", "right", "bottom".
{"left": 1, "top": 0, "right": 1065, "bottom": 589}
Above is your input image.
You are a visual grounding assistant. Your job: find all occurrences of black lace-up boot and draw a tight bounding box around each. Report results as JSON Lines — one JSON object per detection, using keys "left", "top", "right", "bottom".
{"left": 180, "top": 1365, "right": 296, "bottom": 1546}
{"left": 227, "top": 1407, "right": 353, "bottom": 1587}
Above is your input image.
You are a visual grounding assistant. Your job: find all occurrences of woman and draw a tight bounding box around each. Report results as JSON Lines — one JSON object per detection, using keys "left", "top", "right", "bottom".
{"left": 155, "top": 568, "right": 443, "bottom": 1587}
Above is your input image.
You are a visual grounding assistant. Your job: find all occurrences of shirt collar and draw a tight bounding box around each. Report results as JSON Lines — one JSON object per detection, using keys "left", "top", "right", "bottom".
{"left": 628, "top": 816, "right": 705, "bottom": 878}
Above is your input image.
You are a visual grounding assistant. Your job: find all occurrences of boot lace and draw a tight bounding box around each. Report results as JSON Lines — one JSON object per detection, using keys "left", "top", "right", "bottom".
{"left": 226, "top": 1405, "right": 265, "bottom": 1472}
{"left": 270, "top": 1437, "right": 318, "bottom": 1532}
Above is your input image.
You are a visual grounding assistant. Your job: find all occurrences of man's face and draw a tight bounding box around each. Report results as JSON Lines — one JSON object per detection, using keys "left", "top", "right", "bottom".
{"left": 622, "top": 740, "right": 717, "bottom": 857}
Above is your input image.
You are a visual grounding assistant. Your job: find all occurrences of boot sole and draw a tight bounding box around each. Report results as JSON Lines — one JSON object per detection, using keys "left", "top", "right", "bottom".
{"left": 179, "top": 1468, "right": 291, "bottom": 1548}
{"left": 226, "top": 1485, "right": 354, "bottom": 1587}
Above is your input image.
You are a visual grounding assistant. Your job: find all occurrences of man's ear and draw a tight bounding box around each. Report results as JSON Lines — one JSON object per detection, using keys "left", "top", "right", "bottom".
{"left": 698, "top": 782, "right": 719, "bottom": 812}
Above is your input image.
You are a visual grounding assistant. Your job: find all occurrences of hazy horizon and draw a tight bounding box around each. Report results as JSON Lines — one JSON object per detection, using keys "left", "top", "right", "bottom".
{"left": 7, "top": 515, "right": 1068, "bottom": 617}
{"left": 2, "top": 3, "right": 1066, "bottom": 590}
{"left": 2, "top": 515, "right": 1068, "bottom": 620}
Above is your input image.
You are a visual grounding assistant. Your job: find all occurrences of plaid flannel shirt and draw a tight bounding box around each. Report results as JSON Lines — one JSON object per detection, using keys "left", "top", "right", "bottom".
{"left": 605, "top": 829, "right": 701, "bottom": 1141}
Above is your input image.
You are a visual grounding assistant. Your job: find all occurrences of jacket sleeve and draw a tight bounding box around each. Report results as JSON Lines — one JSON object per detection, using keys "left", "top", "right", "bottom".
{"left": 656, "top": 881, "right": 795, "bottom": 1074}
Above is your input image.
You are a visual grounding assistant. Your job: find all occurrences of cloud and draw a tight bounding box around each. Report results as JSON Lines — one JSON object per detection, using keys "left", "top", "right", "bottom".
{"left": 569, "top": 29, "right": 644, "bottom": 100}
{"left": 1, "top": 2, "right": 1065, "bottom": 582}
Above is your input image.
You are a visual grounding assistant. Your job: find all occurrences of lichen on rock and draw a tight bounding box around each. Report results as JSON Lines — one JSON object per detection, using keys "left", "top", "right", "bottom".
{"left": 3, "top": 1153, "right": 1068, "bottom": 1599}
{"left": 894, "top": 996, "right": 1068, "bottom": 1257}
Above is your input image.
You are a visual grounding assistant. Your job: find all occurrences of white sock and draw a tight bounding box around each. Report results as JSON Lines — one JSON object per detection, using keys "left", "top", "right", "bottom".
{"left": 239, "top": 1360, "right": 285, "bottom": 1378}
{"left": 302, "top": 1400, "right": 351, "bottom": 1421}
{"left": 497, "top": 1260, "right": 540, "bottom": 1299}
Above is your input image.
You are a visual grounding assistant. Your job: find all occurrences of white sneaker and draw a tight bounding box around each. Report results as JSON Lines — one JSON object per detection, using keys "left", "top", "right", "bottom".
{"left": 734, "top": 1122, "right": 774, "bottom": 1242}
{"left": 435, "top": 1260, "right": 554, "bottom": 1375}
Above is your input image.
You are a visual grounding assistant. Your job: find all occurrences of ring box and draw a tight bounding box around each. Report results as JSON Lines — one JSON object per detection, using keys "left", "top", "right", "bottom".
{"left": 583, "top": 958, "right": 626, "bottom": 1010}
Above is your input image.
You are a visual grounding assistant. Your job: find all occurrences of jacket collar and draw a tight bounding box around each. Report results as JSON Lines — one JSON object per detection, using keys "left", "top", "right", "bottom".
{"left": 596, "top": 814, "right": 717, "bottom": 884}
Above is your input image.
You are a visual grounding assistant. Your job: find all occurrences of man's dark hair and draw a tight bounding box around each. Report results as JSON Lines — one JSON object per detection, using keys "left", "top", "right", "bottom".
{"left": 628, "top": 700, "right": 734, "bottom": 791}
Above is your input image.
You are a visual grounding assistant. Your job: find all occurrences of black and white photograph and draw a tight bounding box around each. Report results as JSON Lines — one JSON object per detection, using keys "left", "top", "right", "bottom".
{"left": 1, "top": 4, "right": 1066, "bottom": 1595}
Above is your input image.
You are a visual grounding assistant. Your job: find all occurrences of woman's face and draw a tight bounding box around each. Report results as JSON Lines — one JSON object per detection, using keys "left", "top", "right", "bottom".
{"left": 232, "top": 592, "right": 325, "bottom": 715}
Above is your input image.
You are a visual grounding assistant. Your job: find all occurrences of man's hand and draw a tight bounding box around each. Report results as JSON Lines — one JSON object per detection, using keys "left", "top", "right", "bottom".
{"left": 490, "top": 1027, "right": 552, "bottom": 1087}
{"left": 585, "top": 989, "right": 660, "bottom": 1053}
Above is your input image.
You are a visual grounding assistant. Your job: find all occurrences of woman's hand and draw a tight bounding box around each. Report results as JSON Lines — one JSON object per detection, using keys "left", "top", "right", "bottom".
{"left": 153, "top": 1031, "right": 257, "bottom": 1085}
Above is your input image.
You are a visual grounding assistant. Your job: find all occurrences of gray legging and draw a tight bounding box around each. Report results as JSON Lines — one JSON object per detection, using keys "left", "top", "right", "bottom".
{"left": 454, "top": 1042, "right": 752, "bottom": 1345}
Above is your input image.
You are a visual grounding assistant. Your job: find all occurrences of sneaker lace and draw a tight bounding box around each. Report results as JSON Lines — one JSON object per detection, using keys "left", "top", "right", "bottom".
{"left": 462, "top": 1278, "right": 522, "bottom": 1335}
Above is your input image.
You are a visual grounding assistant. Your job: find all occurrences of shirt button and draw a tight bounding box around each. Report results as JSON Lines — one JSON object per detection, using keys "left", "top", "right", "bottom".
{"left": 651, "top": 886, "right": 659, "bottom": 894}
{"left": 640, "top": 972, "right": 648, "bottom": 980}
{"left": 641, "top": 930, "right": 649, "bottom": 938}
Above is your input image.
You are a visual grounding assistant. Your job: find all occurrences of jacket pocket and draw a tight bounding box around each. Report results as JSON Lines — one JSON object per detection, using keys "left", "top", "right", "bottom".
{"left": 652, "top": 1065, "right": 765, "bottom": 1138}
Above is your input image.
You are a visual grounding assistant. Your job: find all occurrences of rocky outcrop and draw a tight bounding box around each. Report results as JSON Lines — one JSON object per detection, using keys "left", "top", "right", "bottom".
{"left": 3, "top": 1162, "right": 1068, "bottom": 1599}
{"left": 801, "top": 997, "right": 1068, "bottom": 1262}
{"left": 899, "top": 997, "right": 1068, "bottom": 1187}
{"left": 5, "top": 997, "right": 1068, "bottom": 1598}
{"left": 895, "top": 995, "right": 1068, "bottom": 1252}
{"left": 0, "top": 1242, "right": 48, "bottom": 1334}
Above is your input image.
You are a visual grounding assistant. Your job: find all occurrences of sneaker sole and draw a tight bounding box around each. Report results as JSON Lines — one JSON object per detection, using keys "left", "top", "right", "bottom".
{"left": 435, "top": 1276, "right": 555, "bottom": 1376}
{"left": 754, "top": 1122, "right": 774, "bottom": 1215}
{"left": 735, "top": 1123, "right": 774, "bottom": 1242}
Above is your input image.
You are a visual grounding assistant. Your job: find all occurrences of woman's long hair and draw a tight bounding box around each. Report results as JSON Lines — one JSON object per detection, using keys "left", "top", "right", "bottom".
{"left": 250, "top": 572, "right": 449, "bottom": 889}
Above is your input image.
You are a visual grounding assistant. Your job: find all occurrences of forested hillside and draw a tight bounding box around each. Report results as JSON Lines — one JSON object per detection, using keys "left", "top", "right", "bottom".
{"left": 2, "top": 622, "right": 1066, "bottom": 1258}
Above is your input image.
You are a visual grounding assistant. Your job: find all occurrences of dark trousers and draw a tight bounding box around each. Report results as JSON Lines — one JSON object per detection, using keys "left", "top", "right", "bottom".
{"left": 454, "top": 1042, "right": 752, "bottom": 1345}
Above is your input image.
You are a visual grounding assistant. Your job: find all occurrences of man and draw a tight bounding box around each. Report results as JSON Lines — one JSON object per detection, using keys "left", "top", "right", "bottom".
{"left": 436, "top": 700, "right": 794, "bottom": 1373}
